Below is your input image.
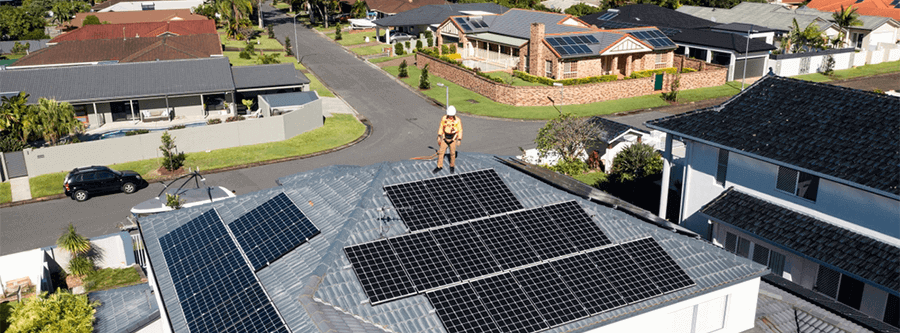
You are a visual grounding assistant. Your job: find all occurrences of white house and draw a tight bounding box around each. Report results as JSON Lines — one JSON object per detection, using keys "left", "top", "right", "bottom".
{"left": 646, "top": 74, "right": 900, "bottom": 328}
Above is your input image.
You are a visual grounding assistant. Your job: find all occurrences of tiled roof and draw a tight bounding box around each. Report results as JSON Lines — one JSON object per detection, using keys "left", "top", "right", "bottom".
{"left": 646, "top": 75, "right": 900, "bottom": 196}
{"left": 756, "top": 278, "right": 881, "bottom": 333}
{"left": 232, "top": 63, "right": 311, "bottom": 90}
{"left": 139, "top": 153, "right": 767, "bottom": 333}
{"left": 0, "top": 57, "right": 235, "bottom": 103}
{"left": 701, "top": 188, "right": 900, "bottom": 291}
{"left": 372, "top": 3, "right": 508, "bottom": 27}
{"left": 11, "top": 34, "right": 222, "bottom": 67}
{"left": 670, "top": 28, "right": 776, "bottom": 52}
{"left": 589, "top": 117, "right": 641, "bottom": 143}
{"left": 50, "top": 20, "right": 217, "bottom": 43}
{"left": 365, "top": 0, "right": 448, "bottom": 15}
{"left": 806, "top": 0, "right": 900, "bottom": 22}
{"left": 677, "top": 2, "right": 835, "bottom": 31}
{"left": 71, "top": 9, "right": 208, "bottom": 28}
{"left": 482, "top": 9, "right": 593, "bottom": 39}
{"left": 89, "top": 283, "right": 160, "bottom": 333}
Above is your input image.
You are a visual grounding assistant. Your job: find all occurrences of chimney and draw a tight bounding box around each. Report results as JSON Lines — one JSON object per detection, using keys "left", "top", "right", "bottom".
{"left": 528, "top": 23, "right": 545, "bottom": 76}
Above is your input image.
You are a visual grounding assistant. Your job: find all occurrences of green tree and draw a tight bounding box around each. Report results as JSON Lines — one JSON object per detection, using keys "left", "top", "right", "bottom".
{"left": 535, "top": 113, "right": 604, "bottom": 161}
{"left": 218, "top": 0, "right": 254, "bottom": 39}
{"left": 0, "top": 5, "right": 48, "bottom": 40}
{"left": 82, "top": 14, "right": 101, "bottom": 25}
{"left": 57, "top": 223, "right": 91, "bottom": 256}
{"left": 398, "top": 59, "right": 409, "bottom": 78}
{"left": 335, "top": 24, "right": 342, "bottom": 40}
{"left": 610, "top": 142, "right": 663, "bottom": 182}
{"left": 787, "top": 18, "right": 827, "bottom": 53}
{"left": 256, "top": 52, "right": 281, "bottom": 64}
{"left": 0, "top": 92, "right": 37, "bottom": 143}
{"left": 6, "top": 289, "right": 98, "bottom": 333}
{"left": 350, "top": 0, "right": 366, "bottom": 18}
{"left": 51, "top": 1, "right": 91, "bottom": 26}
{"left": 419, "top": 64, "right": 430, "bottom": 89}
{"left": 284, "top": 36, "right": 293, "bottom": 56}
{"left": 36, "top": 98, "right": 83, "bottom": 146}
{"left": 564, "top": 3, "right": 603, "bottom": 16}
{"left": 160, "top": 131, "right": 186, "bottom": 171}
{"left": 832, "top": 5, "right": 862, "bottom": 48}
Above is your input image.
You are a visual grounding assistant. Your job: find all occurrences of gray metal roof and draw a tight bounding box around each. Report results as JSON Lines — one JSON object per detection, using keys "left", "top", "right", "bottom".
{"left": 260, "top": 91, "right": 319, "bottom": 108}
{"left": 483, "top": 9, "right": 594, "bottom": 39}
{"left": 0, "top": 57, "right": 235, "bottom": 104}
{"left": 677, "top": 3, "right": 835, "bottom": 32}
{"left": 373, "top": 3, "right": 509, "bottom": 27}
{"left": 232, "top": 63, "right": 310, "bottom": 90}
{"left": 789, "top": 6, "right": 896, "bottom": 31}
{"left": 139, "top": 153, "right": 768, "bottom": 333}
{"left": 89, "top": 283, "right": 160, "bottom": 333}
{"left": 0, "top": 39, "right": 50, "bottom": 54}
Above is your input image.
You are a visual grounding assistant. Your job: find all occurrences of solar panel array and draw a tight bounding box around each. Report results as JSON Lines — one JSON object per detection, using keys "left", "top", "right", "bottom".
{"left": 596, "top": 21, "right": 682, "bottom": 36}
{"left": 227, "top": 193, "right": 319, "bottom": 271}
{"left": 454, "top": 17, "right": 488, "bottom": 32}
{"left": 383, "top": 169, "right": 523, "bottom": 231}
{"left": 344, "top": 201, "right": 612, "bottom": 304}
{"left": 159, "top": 209, "right": 288, "bottom": 333}
{"left": 630, "top": 30, "right": 676, "bottom": 48}
{"left": 454, "top": 18, "right": 472, "bottom": 32}
{"left": 426, "top": 237, "right": 695, "bottom": 333}
{"left": 546, "top": 35, "right": 601, "bottom": 57}
{"left": 596, "top": 11, "right": 618, "bottom": 20}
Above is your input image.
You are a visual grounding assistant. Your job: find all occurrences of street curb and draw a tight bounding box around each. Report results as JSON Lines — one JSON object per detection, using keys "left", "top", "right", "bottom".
{"left": 0, "top": 117, "right": 373, "bottom": 209}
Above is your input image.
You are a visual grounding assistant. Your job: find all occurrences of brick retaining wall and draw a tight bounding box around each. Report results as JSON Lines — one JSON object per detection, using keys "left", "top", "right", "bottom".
{"left": 415, "top": 53, "right": 728, "bottom": 107}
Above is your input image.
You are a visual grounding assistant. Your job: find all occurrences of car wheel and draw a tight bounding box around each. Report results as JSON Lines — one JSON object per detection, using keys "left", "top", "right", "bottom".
{"left": 73, "top": 190, "right": 89, "bottom": 202}
{"left": 122, "top": 182, "right": 136, "bottom": 194}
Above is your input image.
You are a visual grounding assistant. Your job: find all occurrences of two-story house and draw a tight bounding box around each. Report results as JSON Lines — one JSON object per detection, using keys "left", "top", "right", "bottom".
{"left": 645, "top": 74, "right": 899, "bottom": 327}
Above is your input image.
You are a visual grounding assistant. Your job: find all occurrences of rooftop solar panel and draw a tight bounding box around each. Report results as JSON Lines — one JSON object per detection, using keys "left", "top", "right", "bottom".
{"left": 459, "top": 169, "right": 523, "bottom": 216}
{"left": 597, "top": 11, "right": 618, "bottom": 20}
{"left": 508, "top": 208, "right": 577, "bottom": 260}
{"left": 585, "top": 35, "right": 599, "bottom": 43}
{"left": 621, "top": 238, "right": 695, "bottom": 293}
{"left": 469, "top": 215, "right": 540, "bottom": 270}
{"left": 589, "top": 244, "right": 660, "bottom": 304}
{"left": 470, "top": 273, "right": 549, "bottom": 333}
{"left": 389, "top": 232, "right": 461, "bottom": 291}
{"left": 562, "top": 36, "right": 576, "bottom": 45}
{"left": 543, "top": 201, "right": 611, "bottom": 251}
{"left": 550, "top": 253, "right": 626, "bottom": 314}
{"left": 547, "top": 38, "right": 561, "bottom": 46}
{"left": 430, "top": 223, "right": 502, "bottom": 280}
{"left": 554, "top": 46, "right": 569, "bottom": 55}
{"left": 228, "top": 193, "right": 319, "bottom": 271}
{"left": 424, "top": 175, "right": 484, "bottom": 223}
{"left": 344, "top": 240, "right": 417, "bottom": 304}
{"left": 427, "top": 284, "right": 501, "bottom": 333}
{"left": 511, "top": 263, "right": 588, "bottom": 327}
{"left": 384, "top": 181, "right": 443, "bottom": 230}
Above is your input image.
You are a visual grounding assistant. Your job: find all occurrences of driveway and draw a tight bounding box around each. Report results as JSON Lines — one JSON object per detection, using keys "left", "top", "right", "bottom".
{"left": 0, "top": 5, "right": 545, "bottom": 255}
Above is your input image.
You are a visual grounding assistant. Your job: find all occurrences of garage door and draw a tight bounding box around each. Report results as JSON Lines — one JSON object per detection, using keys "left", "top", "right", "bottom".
{"left": 733, "top": 57, "right": 767, "bottom": 80}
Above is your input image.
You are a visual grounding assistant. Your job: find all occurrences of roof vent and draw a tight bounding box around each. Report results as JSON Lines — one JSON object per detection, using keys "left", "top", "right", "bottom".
{"left": 711, "top": 17, "right": 717, "bottom": 22}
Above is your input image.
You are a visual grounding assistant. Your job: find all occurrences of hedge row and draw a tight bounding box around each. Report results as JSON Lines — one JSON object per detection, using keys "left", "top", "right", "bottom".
{"left": 513, "top": 71, "right": 617, "bottom": 86}
{"left": 628, "top": 67, "right": 678, "bottom": 79}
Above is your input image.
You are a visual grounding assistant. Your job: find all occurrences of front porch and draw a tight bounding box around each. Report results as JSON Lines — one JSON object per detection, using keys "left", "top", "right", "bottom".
{"left": 74, "top": 92, "right": 237, "bottom": 131}
{"left": 457, "top": 33, "right": 524, "bottom": 71}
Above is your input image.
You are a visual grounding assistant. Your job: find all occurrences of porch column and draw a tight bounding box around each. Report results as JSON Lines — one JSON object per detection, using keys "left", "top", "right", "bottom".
{"left": 92, "top": 102, "right": 100, "bottom": 127}
{"left": 437, "top": 33, "right": 443, "bottom": 55}
{"left": 612, "top": 56, "right": 618, "bottom": 75}
{"left": 165, "top": 95, "right": 170, "bottom": 121}
{"left": 625, "top": 55, "right": 632, "bottom": 76}
{"left": 200, "top": 94, "right": 205, "bottom": 117}
{"left": 130, "top": 99, "right": 137, "bottom": 122}
{"left": 658, "top": 134, "right": 673, "bottom": 220}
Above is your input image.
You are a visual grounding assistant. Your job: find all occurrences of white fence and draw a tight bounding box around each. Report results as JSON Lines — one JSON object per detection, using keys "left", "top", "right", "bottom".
{"left": 472, "top": 48, "right": 521, "bottom": 69}
{"left": 770, "top": 47, "right": 899, "bottom": 77}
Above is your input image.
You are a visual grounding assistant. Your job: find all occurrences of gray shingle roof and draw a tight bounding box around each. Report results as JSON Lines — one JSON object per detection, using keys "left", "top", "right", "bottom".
{"left": 0, "top": 57, "right": 235, "bottom": 104}
{"left": 89, "top": 283, "right": 160, "bottom": 333}
{"left": 232, "top": 63, "right": 310, "bottom": 90}
{"left": 373, "top": 3, "right": 509, "bottom": 27}
{"left": 646, "top": 75, "right": 900, "bottom": 196}
{"left": 484, "top": 9, "right": 593, "bottom": 39}
{"left": 589, "top": 117, "right": 640, "bottom": 143}
{"left": 700, "top": 188, "right": 900, "bottom": 291}
{"left": 139, "top": 153, "right": 768, "bottom": 333}
{"left": 789, "top": 6, "right": 896, "bottom": 31}
{"left": 756, "top": 279, "right": 877, "bottom": 333}
{"left": 677, "top": 2, "right": 835, "bottom": 32}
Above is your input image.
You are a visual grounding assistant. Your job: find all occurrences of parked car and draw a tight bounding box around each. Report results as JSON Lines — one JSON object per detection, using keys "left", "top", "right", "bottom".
{"left": 387, "top": 31, "right": 415, "bottom": 43}
{"left": 64, "top": 166, "right": 146, "bottom": 202}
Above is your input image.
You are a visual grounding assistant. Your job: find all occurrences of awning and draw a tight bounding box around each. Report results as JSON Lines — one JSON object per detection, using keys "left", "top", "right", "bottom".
{"left": 467, "top": 33, "right": 527, "bottom": 47}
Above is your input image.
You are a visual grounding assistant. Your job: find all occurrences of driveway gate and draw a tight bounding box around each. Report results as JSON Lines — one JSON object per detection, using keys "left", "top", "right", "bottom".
{"left": 3, "top": 151, "right": 28, "bottom": 178}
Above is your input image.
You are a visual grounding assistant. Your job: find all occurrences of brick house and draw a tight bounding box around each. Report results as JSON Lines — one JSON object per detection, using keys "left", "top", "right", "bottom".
{"left": 435, "top": 9, "right": 677, "bottom": 80}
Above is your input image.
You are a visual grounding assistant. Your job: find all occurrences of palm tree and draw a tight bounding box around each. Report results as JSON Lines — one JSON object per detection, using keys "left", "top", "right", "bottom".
{"left": 0, "top": 92, "right": 38, "bottom": 143}
{"left": 57, "top": 223, "right": 91, "bottom": 256}
{"left": 832, "top": 5, "right": 863, "bottom": 48}
{"left": 788, "top": 19, "right": 827, "bottom": 53}
{"left": 36, "top": 98, "right": 83, "bottom": 146}
{"left": 350, "top": 0, "right": 366, "bottom": 18}
{"left": 218, "top": 0, "right": 253, "bottom": 39}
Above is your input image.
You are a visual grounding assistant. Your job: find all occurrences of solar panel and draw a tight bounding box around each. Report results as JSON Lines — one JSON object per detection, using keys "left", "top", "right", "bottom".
{"left": 562, "top": 36, "right": 576, "bottom": 45}
{"left": 469, "top": 215, "right": 540, "bottom": 270}
{"left": 344, "top": 240, "right": 417, "bottom": 304}
{"left": 543, "top": 201, "right": 611, "bottom": 251}
{"left": 470, "top": 273, "right": 549, "bottom": 333}
{"left": 621, "top": 238, "right": 694, "bottom": 293}
{"left": 430, "top": 223, "right": 502, "bottom": 280}
{"left": 427, "top": 284, "right": 501, "bottom": 333}
{"left": 159, "top": 209, "right": 288, "bottom": 333}
{"left": 588, "top": 245, "right": 660, "bottom": 304}
{"left": 547, "top": 38, "right": 561, "bottom": 46}
{"left": 228, "top": 193, "right": 319, "bottom": 271}
{"left": 384, "top": 181, "right": 443, "bottom": 231}
{"left": 424, "top": 175, "right": 484, "bottom": 224}
{"left": 585, "top": 35, "right": 600, "bottom": 43}
{"left": 552, "top": 37, "right": 567, "bottom": 45}
{"left": 389, "top": 232, "right": 460, "bottom": 291}
{"left": 629, "top": 30, "right": 676, "bottom": 48}
{"left": 459, "top": 169, "right": 523, "bottom": 216}
{"left": 554, "top": 46, "right": 568, "bottom": 55}
{"left": 597, "top": 11, "right": 618, "bottom": 20}
{"left": 577, "top": 45, "right": 593, "bottom": 54}
{"left": 508, "top": 208, "right": 577, "bottom": 260}
{"left": 550, "top": 253, "right": 626, "bottom": 314}
{"left": 511, "top": 263, "right": 587, "bottom": 327}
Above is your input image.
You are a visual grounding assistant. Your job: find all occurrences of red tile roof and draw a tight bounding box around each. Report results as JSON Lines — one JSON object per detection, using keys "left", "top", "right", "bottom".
{"left": 51, "top": 20, "right": 216, "bottom": 43}
{"left": 363, "top": 0, "right": 448, "bottom": 15}
{"left": 806, "top": 0, "right": 900, "bottom": 21}
{"left": 71, "top": 9, "right": 208, "bottom": 28}
{"left": 11, "top": 34, "right": 222, "bottom": 67}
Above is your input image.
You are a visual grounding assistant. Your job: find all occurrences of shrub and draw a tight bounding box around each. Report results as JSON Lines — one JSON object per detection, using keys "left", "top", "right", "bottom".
{"left": 159, "top": 131, "right": 186, "bottom": 172}
{"left": 0, "top": 133, "right": 27, "bottom": 152}
{"left": 398, "top": 59, "right": 409, "bottom": 78}
{"left": 426, "top": 37, "right": 433, "bottom": 47}
{"left": 628, "top": 67, "right": 677, "bottom": 79}
{"left": 444, "top": 53, "right": 461, "bottom": 60}
{"left": 11, "top": 42, "right": 30, "bottom": 55}
{"left": 124, "top": 129, "right": 149, "bottom": 136}
{"left": 82, "top": 15, "right": 101, "bottom": 26}
{"left": 441, "top": 44, "right": 450, "bottom": 54}
{"left": 394, "top": 43, "right": 404, "bottom": 56}
{"left": 823, "top": 55, "right": 835, "bottom": 76}
{"left": 207, "top": 118, "right": 222, "bottom": 125}
{"left": 415, "top": 40, "right": 423, "bottom": 51}
{"left": 680, "top": 67, "right": 697, "bottom": 73}
{"left": 256, "top": 52, "right": 281, "bottom": 64}
{"left": 405, "top": 41, "right": 411, "bottom": 50}
{"left": 67, "top": 256, "right": 95, "bottom": 276}
{"left": 424, "top": 30, "right": 433, "bottom": 40}
{"left": 244, "top": 42, "right": 255, "bottom": 54}
{"left": 610, "top": 142, "right": 663, "bottom": 183}
{"left": 419, "top": 64, "right": 430, "bottom": 90}
{"left": 168, "top": 125, "right": 186, "bottom": 130}
{"left": 548, "top": 157, "right": 589, "bottom": 177}
{"left": 6, "top": 289, "right": 98, "bottom": 333}
{"left": 513, "top": 70, "right": 616, "bottom": 86}
{"left": 165, "top": 193, "right": 183, "bottom": 209}
{"left": 873, "top": 88, "right": 885, "bottom": 94}
{"left": 661, "top": 73, "right": 680, "bottom": 102}
{"left": 226, "top": 115, "right": 245, "bottom": 122}
{"left": 476, "top": 71, "right": 504, "bottom": 83}
{"left": 449, "top": 43, "right": 456, "bottom": 54}
{"left": 335, "top": 25, "right": 342, "bottom": 40}
{"left": 284, "top": 37, "right": 293, "bottom": 56}
{"left": 267, "top": 24, "right": 275, "bottom": 39}
{"left": 239, "top": 50, "right": 252, "bottom": 59}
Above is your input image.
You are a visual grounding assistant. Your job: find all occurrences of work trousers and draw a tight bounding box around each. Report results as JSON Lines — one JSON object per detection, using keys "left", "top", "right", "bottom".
{"left": 437, "top": 139, "right": 458, "bottom": 168}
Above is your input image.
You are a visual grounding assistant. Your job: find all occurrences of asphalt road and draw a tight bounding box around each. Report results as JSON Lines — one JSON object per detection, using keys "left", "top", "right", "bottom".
{"left": 0, "top": 6, "right": 545, "bottom": 255}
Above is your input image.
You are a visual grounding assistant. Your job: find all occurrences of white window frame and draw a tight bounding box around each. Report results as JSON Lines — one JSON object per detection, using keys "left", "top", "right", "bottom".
{"left": 671, "top": 295, "right": 730, "bottom": 333}
{"left": 545, "top": 60, "right": 553, "bottom": 78}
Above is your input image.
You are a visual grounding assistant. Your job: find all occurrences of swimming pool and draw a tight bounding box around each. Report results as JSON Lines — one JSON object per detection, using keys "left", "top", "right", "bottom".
{"left": 96, "top": 122, "right": 207, "bottom": 140}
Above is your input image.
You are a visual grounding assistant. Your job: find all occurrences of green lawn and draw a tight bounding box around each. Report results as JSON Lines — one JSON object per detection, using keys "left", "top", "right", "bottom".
{"left": 352, "top": 44, "right": 391, "bottom": 56}
{"left": 30, "top": 115, "right": 365, "bottom": 198}
{"left": 1, "top": 301, "right": 16, "bottom": 332}
{"left": 369, "top": 54, "right": 414, "bottom": 63}
{"left": 82, "top": 267, "right": 142, "bottom": 293}
{"left": 273, "top": 2, "right": 290, "bottom": 10}
{"left": 307, "top": 74, "right": 335, "bottom": 97}
{"left": 224, "top": 51, "right": 331, "bottom": 97}
{"left": 296, "top": 16, "right": 335, "bottom": 32}
{"left": 0, "top": 54, "right": 25, "bottom": 60}
{"left": 0, "top": 182, "right": 10, "bottom": 204}
{"left": 326, "top": 30, "right": 377, "bottom": 46}
{"left": 793, "top": 60, "right": 900, "bottom": 82}
{"left": 572, "top": 171, "right": 608, "bottom": 187}
{"left": 676, "top": 81, "right": 743, "bottom": 103}
{"left": 218, "top": 28, "right": 284, "bottom": 50}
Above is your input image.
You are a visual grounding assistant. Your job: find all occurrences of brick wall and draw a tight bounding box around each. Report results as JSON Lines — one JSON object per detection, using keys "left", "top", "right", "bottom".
{"left": 577, "top": 56, "right": 605, "bottom": 77}
{"left": 674, "top": 54, "right": 707, "bottom": 71}
{"left": 415, "top": 53, "right": 727, "bottom": 107}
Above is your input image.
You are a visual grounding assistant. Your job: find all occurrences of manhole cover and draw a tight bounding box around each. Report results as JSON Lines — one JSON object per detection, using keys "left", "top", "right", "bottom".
{"left": 466, "top": 99, "right": 479, "bottom": 104}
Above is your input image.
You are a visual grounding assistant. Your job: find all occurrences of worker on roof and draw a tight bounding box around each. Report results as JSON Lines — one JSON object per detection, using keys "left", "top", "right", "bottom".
{"left": 434, "top": 106, "right": 462, "bottom": 173}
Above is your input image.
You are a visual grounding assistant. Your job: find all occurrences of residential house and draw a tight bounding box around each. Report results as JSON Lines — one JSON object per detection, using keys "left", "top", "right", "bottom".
{"left": 0, "top": 39, "right": 50, "bottom": 56}
{"left": 806, "top": 0, "right": 900, "bottom": 22}
{"left": 137, "top": 153, "right": 768, "bottom": 333}
{"left": 588, "top": 117, "right": 654, "bottom": 173}
{"left": 49, "top": 20, "right": 217, "bottom": 43}
{"left": 8, "top": 34, "right": 222, "bottom": 68}
{"left": 645, "top": 74, "right": 900, "bottom": 327}
{"left": 436, "top": 9, "right": 678, "bottom": 79}
{"left": 372, "top": 3, "right": 509, "bottom": 39}
{"left": 71, "top": 9, "right": 208, "bottom": 28}
{"left": 581, "top": 5, "right": 776, "bottom": 81}
{"left": 95, "top": 0, "right": 204, "bottom": 12}
{"left": 346, "top": 0, "right": 447, "bottom": 19}
{"left": 0, "top": 57, "right": 309, "bottom": 127}
{"left": 789, "top": 6, "right": 900, "bottom": 49}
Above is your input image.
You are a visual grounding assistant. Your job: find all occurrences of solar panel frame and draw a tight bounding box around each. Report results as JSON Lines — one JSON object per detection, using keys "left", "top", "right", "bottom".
{"left": 430, "top": 223, "right": 502, "bottom": 280}
{"left": 427, "top": 284, "right": 501, "bottom": 333}
{"left": 511, "top": 263, "right": 588, "bottom": 327}
{"left": 228, "top": 193, "right": 319, "bottom": 271}
{"left": 554, "top": 46, "right": 568, "bottom": 55}
{"left": 469, "top": 215, "right": 540, "bottom": 270}
{"left": 470, "top": 273, "right": 549, "bottom": 333}
{"left": 547, "top": 38, "right": 561, "bottom": 46}
{"left": 388, "top": 232, "right": 461, "bottom": 291}
{"left": 550, "top": 253, "right": 627, "bottom": 314}
{"left": 621, "top": 238, "right": 695, "bottom": 294}
{"left": 585, "top": 35, "right": 600, "bottom": 43}
{"left": 344, "top": 240, "right": 417, "bottom": 304}
{"left": 543, "top": 201, "right": 611, "bottom": 251}
{"left": 562, "top": 36, "right": 576, "bottom": 45}
{"left": 562, "top": 45, "right": 577, "bottom": 55}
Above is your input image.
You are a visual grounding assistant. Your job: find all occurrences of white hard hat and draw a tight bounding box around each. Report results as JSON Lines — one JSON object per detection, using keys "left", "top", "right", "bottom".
{"left": 446, "top": 105, "right": 457, "bottom": 116}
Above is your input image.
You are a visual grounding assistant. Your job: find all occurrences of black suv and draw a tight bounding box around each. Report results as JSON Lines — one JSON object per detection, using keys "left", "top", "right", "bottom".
{"left": 64, "top": 166, "right": 146, "bottom": 202}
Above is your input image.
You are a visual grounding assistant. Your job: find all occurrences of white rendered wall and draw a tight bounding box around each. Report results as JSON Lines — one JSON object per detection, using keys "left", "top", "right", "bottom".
{"left": 582, "top": 278, "right": 760, "bottom": 333}
{"left": 0, "top": 249, "right": 44, "bottom": 294}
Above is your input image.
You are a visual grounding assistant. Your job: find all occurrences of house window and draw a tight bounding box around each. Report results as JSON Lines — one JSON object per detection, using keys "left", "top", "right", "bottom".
{"left": 836, "top": 275, "right": 864, "bottom": 309}
{"left": 655, "top": 53, "right": 667, "bottom": 69}
{"left": 775, "top": 166, "right": 819, "bottom": 201}
{"left": 545, "top": 60, "right": 553, "bottom": 78}
{"left": 736, "top": 237, "right": 751, "bottom": 258}
{"left": 715, "top": 149, "right": 728, "bottom": 186}
{"left": 671, "top": 296, "right": 728, "bottom": 333}
{"left": 562, "top": 61, "right": 577, "bottom": 79}
{"left": 724, "top": 232, "right": 785, "bottom": 275}
{"left": 815, "top": 265, "right": 841, "bottom": 299}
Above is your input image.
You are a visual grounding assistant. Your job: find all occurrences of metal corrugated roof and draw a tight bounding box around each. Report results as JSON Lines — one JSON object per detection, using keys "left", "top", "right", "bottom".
{"left": 260, "top": 91, "right": 319, "bottom": 108}
{"left": 373, "top": 3, "right": 508, "bottom": 27}
{"left": 678, "top": 2, "right": 835, "bottom": 31}
{"left": 232, "top": 63, "right": 310, "bottom": 90}
{"left": 467, "top": 32, "right": 528, "bottom": 46}
{"left": 89, "top": 283, "right": 160, "bottom": 333}
{"left": 483, "top": 9, "right": 594, "bottom": 39}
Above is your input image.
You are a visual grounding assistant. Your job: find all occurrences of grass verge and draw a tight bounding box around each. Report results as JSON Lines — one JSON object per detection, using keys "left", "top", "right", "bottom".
{"left": 0, "top": 182, "right": 10, "bottom": 204}
{"left": 326, "top": 30, "right": 377, "bottom": 46}
{"left": 223, "top": 51, "right": 331, "bottom": 97}
{"left": 369, "top": 54, "right": 414, "bottom": 63}
{"left": 385, "top": 65, "right": 745, "bottom": 119}
{"left": 218, "top": 28, "right": 284, "bottom": 50}
{"left": 29, "top": 115, "right": 365, "bottom": 198}
{"left": 352, "top": 44, "right": 391, "bottom": 56}
{"left": 307, "top": 74, "right": 335, "bottom": 97}
{"left": 793, "top": 60, "right": 900, "bottom": 82}
{"left": 273, "top": 2, "right": 290, "bottom": 10}
{"left": 82, "top": 267, "right": 142, "bottom": 293}
{"left": 1, "top": 301, "right": 16, "bottom": 332}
